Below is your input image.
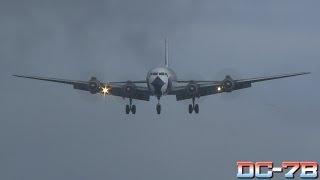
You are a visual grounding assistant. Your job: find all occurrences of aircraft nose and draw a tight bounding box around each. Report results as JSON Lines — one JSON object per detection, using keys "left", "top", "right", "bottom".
{"left": 151, "top": 76, "right": 165, "bottom": 95}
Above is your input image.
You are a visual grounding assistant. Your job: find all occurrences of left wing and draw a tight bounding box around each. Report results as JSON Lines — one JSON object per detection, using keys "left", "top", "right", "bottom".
{"left": 13, "top": 75, "right": 150, "bottom": 101}
{"left": 171, "top": 72, "right": 310, "bottom": 101}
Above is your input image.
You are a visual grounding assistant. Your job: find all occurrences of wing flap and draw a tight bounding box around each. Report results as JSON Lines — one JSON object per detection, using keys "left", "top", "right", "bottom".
{"left": 109, "top": 84, "right": 150, "bottom": 101}
{"left": 173, "top": 84, "right": 222, "bottom": 101}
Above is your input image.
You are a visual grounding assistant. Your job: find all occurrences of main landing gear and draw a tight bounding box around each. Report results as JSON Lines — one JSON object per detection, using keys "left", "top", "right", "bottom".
{"left": 189, "top": 97, "right": 199, "bottom": 114}
{"left": 125, "top": 98, "right": 136, "bottom": 114}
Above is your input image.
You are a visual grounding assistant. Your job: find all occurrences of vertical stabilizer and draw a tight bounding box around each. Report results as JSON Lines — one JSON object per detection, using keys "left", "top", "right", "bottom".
{"left": 165, "top": 39, "right": 169, "bottom": 67}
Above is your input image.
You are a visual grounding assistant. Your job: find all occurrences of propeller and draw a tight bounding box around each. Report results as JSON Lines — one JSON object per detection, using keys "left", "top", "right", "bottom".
{"left": 215, "top": 68, "right": 244, "bottom": 100}
{"left": 180, "top": 72, "right": 207, "bottom": 105}
{"left": 74, "top": 76, "right": 111, "bottom": 103}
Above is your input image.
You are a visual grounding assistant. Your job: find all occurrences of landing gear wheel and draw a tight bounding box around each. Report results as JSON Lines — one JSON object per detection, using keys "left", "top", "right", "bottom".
{"left": 188, "top": 104, "right": 193, "bottom": 114}
{"left": 194, "top": 104, "right": 199, "bottom": 114}
{"left": 156, "top": 104, "right": 161, "bottom": 114}
{"left": 131, "top": 105, "right": 136, "bottom": 114}
{"left": 125, "top": 105, "right": 130, "bottom": 114}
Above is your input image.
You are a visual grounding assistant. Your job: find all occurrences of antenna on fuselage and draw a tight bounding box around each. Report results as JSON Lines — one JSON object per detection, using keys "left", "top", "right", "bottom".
{"left": 165, "top": 38, "right": 169, "bottom": 67}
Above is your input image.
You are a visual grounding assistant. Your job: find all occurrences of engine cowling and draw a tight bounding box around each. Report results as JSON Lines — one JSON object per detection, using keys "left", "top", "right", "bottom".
{"left": 222, "top": 75, "right": 235, "bottom": 92}
{"left": 122, "top": 81, "right": 136, "bottom": 97}
{"left": 186, "top": 82, "right": 199, "bottom": 96}
{"left": 88, "top": 77, "right": 101, "bottom": 94}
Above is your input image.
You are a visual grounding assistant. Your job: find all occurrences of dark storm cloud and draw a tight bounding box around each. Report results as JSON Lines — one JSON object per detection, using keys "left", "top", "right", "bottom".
{"left": 0, "top": 0, "right": 319, "bottom": 180}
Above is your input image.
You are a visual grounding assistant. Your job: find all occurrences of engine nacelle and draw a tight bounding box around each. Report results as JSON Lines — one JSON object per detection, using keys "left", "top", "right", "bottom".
{"left": 222, "top": 75, "right": 235, "bottom": 92}
{"left": 122, "top": 81, "right": 136, "bottom": 97}
{"left": 88, "top": 77, "right": 101, "bottom": 94}
{"left": 186, "top": 82, "right": 199, "bottom": 96}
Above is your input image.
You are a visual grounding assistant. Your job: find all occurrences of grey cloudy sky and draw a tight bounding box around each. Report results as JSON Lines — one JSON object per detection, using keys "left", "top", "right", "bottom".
{"left": 0, "top": 0, "right": 319, "bottom": 179}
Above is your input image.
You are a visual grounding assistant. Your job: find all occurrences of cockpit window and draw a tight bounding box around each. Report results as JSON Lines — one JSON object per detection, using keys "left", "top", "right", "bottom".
{"left": 151, "top": 72, "right": 158, "bottom": 75}
{"left": 159, "top": 72, "right": 165, "bottom": 75}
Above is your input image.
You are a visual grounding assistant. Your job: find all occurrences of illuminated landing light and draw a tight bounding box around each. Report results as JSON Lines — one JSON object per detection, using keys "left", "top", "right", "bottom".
{"left": 101, "top": 86, "right": 111, "bottom": 96}
{"left": 217, "top": 86, "right": 222, "bottom": 92}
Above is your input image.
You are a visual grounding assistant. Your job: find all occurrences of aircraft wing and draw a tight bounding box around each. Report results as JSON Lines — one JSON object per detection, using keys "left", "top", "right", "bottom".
{"left": 171, "top": 72, "right": 310, "bottom": 101}
{"left": 13, "top": 75, "right": 150, "bottom": 101}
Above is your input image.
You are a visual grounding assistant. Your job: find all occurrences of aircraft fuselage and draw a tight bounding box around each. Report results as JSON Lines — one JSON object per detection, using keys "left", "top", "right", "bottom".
{"left": 146, "top": 67, "right": 177, "bottom": 98}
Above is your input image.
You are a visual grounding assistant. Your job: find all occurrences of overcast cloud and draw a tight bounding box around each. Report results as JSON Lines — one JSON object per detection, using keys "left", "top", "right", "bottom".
{"left": 0, "top": 0, "right": 319, "bottom": 179}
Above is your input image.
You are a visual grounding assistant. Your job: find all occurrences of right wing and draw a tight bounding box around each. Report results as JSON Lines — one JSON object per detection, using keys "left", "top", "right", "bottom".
{"left": 13, "top": 75, "right": 150, "bottom": 101}
{"left": 171, "top": 72, "right": 310, "bottom": 101}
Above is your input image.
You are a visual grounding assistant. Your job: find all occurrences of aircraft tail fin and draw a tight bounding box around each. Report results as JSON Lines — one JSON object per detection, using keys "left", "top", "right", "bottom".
{"left": 165, "top": 38, "right": 169, "bottom": 67}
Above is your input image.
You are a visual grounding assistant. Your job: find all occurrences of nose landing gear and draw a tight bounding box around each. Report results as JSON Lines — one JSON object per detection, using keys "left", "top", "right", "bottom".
{"left": 125, "top": 98, "right": 136, "bottom": 114}
{"left": 188, "top": 97, "right": 199, "bottom": 114}
{"left": 156, "top": 96, "right": 162, "bottom": 114}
